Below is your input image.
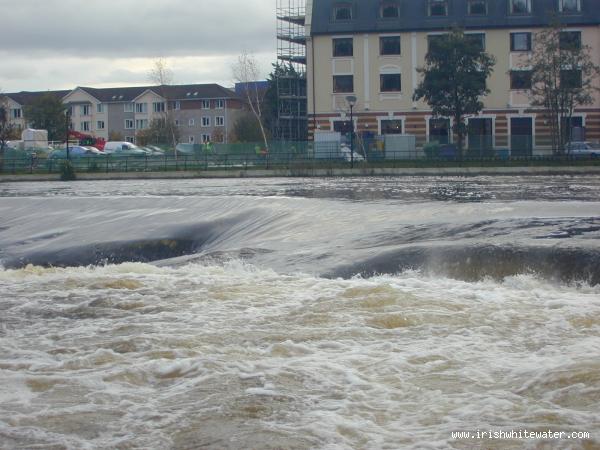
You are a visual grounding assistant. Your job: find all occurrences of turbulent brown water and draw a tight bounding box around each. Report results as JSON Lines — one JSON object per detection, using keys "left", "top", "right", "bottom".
{"left": 0, "top": 176, "right": 599, "bottom": 449}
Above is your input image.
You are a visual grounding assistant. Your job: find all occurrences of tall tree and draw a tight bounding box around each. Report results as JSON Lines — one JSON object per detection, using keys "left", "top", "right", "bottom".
{"left": 232, "top": 51, "right": 269, "bottom": 152}
{"left": 23, "top": 93, "right": 67, "bottom": 141}
{"left": 525, "top": 22, "right": 600, "bottom": 154}
{"left": 413, "top": 29, "right": 496, "bottom": 157}
{"left": 1, "top": 94, "right": 19, "bottom": 170}
{"left": 147, "top": 58, "right": 179, "bottom": 153}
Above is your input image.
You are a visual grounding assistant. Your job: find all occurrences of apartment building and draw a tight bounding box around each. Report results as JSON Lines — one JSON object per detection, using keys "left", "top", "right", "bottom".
{"left": 2, "top": 84, "right": 245, "bottom": 145}
{"left": 306, "top": 0, "right": 600, "bottom": 152}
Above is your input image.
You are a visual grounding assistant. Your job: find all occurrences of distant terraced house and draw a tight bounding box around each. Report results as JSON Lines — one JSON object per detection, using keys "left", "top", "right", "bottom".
{"left": 305, "top": 0, "right": 600, "bottom": 153}
{"left": 1, "top": 84, "right": 245, "bottom": 145}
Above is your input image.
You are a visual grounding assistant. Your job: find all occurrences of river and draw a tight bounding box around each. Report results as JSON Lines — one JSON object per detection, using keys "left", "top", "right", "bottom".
{"left": 0, "top": 176, "right": 599, "bottom": 449}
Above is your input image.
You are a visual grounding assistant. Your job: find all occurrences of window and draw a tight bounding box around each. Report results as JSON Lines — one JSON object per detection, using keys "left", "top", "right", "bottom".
{"left": 10, "top": 108, "right": 22, "bottom": 119}
{"left": 136, "top": 119, "right": 148, "bottom": 130}
{"left": 202, "top": 100, "right": 211, "bottom": 109}
{"left": 510, "top": 70, "right": 532, "bottom": 89}
{"left": 510, "top": 32, "right": 532, "bottom": 51}
{"left": 468, "top": 0, "right": 487, "bottom": 15}
{"left": 333, "top": 38, "right": 353, "bottom": 57}
{"left": 125, "top": 119, "right": 134, "bottom": 129}
{"left": 173, "top": 101, "right": 181, "bottom": 110}
{"left": 125, "top": 136, "right": 135, "bottom": 143}
{"left": 429, "top": 118, "right": 450, "bottom": 144}
{"left": 124, "top": 103, "right": 134, "bottom": 113}
{"left": 380, "top": 36, "right": 401, "bottom": 55}
{"left": 135, "top": 103, "right": 147, "bottom": 114}
{"left": 97, "top": 120, "right": 105, "bottom": 130}
{"left": 216, "top": 116, "right": 225, "bottom": 126}
{"left": 561, "top": 69, "right": 582, "bottom": 88}
{"left": 429, "top": 0, "right": 448, "bottom": 16}
{"left": 559, "top": 31, "right": 581, "bottom": 50}
{"left": 559, "top": 0, "right": 580, "bottom": 12}
{"left": 380, "top": 2, "right": 400, "bottom": 18}
{"left": 465, "top": 33, "right": 486, "bottom": 51}
{"left": 175, "top": 119, "right": 180, "bottom": 127}
{"left": 427, "top": 34, "right": 448, "bottom": 53}
{"left": 189, "top": 118, "right": 195, "bottom": 127}
{"left": 333, "top": 75, "right": 354, "bottom": 93}
{"left": 202, "top": 134, "right": 211, "bottom": 143}
{"left": 81, "top": 121, "right": 90, "bottom": 132}
{"left": 81, "top": 105, "right": 91, "bottom": 116}
{"left": 189, "top": 136, "right": 195, "bottom": 144}
{"left": 333, "top": 3, "right": 352, "bottom": 21}
{"left": 96, "top": 103, "right": 104, "bottom": 113}
{"left": 381, "top": 120, "right": 403, "bottom": 134}
{"left": 202, "top": 117, "right": 211, "bottom": 127}
{"left": 215, "top": 99, "right": 225, "bottom": 109}
{"left": 509, "top": 0, "right": 531, "bottom": 14}
{"left": 380, "top": 73, "right": 402, "bottom": 92}
{"left": 153, "top": 102, "right": 165, "bottom": 113}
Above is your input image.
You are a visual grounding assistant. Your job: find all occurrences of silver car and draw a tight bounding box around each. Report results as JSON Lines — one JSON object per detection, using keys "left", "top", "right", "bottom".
{"left": 566, "top": 141, "right": 600, "bottom": 158}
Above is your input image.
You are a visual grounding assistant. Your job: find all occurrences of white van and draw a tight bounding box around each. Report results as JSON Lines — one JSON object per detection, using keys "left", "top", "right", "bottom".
{"left": 103, "top": 141, "right": 146, "bottom": 155}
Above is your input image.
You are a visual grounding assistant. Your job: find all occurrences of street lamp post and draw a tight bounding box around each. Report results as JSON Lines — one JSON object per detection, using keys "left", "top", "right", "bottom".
{"left": 345, "top": 95, "right": 357, "bottom": 169}
{"left": 65, "top": 109, "right": 71, "bottom": 160}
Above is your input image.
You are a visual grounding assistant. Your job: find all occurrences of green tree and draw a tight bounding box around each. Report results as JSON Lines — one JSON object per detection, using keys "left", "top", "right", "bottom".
{"left": 231, "top": 112, "right": 265, "bottom": 142}
{"left": 23, "top": 93, "right": 67, "bottom": 141}
{"left": 263, "top": 62, "right": 302, "bottom": 138}
{"left": 413, "top": 29, "right": 496, "bottom": 157}
{"left": 525, "top": 22, "right": 600, "bottom": 154}
{"left": 1, "top": 94, "right": 19, "bottom": 170}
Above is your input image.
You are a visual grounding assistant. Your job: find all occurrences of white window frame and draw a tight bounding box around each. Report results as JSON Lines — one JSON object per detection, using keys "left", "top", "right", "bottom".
{"left": 11, "top": 108, "right": 22, "bottom": 119}
{"left": 135, "top": 119, "right": 148, "bottom": 130}
{"left": 215, "top": 99, "right": 225, "bottom": 109}
{"left": 125, "top": 136, "right": 135, "bottom": 143}
{"left": 189, "top": 118, "right": 195, "bottom": 127}
{"left": 135, "top": 103, "right": 147, "bottom": 114}
{"left": 124, "top": 103, "right": 134, "bottom": 113}
{"left": 202, "top": 134, "right": 211, "bottom": 143}
{"left": 189, "top": 135, "right": 195, "bottom": 144}
{"left": 559, "top": 0, "right": 580, "bottom": 12}
{"left": 96, "top": 103, "right": 104, "bottom": 113}
{"left": 125, "top": 119, "right": 134, "bottom": 129}
{"left": 174, "top": 101, "right": 181, "bottom": 110}
{"left": 81, "top": 121, "right": 90, "bottom": 132}
{"left": 215, "top": 116, "right": 225, "bottom": 127}
{"left": 175, "top": 119, "right": 180, "bottom": 127}
{"left": 96, "top": 120, "right": 105, "bottom": 130}
{"left": 201, "top": 100, "right": 211, "bottom": 110}
{"left": 81, "top": 105, "right": 91, "bottom": 116}
{"left": 509, "top": 0, "right": 531, "bottom": 14}
{"left": 202, "top": 116, "right": 211, "bottom": 127}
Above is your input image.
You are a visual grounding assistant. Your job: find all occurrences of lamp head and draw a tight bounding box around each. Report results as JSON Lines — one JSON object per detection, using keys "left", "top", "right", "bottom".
{"left": 345, "top": 95, "right": 357, "bottom": 107}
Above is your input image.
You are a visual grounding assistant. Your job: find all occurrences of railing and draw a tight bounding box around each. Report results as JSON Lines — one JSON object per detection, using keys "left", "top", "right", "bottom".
{"left": 1, "top": 148, "right": 598, "bottom": 176}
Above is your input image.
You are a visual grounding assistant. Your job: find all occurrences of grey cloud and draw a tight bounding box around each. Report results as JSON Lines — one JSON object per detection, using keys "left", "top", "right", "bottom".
{"left": 0, "top": 0, "right": 276, "bottom": 58}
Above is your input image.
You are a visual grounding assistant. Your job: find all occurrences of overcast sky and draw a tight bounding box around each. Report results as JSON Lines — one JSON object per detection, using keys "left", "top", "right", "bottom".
{"left": 0, "top": 0, "right": 277, "bottom": 93}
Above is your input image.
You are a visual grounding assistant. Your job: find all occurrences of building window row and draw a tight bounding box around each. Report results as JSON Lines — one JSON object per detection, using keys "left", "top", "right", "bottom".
{"left": 331, "top": 0, "right": 581, "bottom": 22}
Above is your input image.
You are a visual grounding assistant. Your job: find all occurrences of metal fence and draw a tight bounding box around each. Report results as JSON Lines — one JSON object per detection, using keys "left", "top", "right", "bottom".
{"left": 1, "top": 139, "right": 598, "bottom": 175}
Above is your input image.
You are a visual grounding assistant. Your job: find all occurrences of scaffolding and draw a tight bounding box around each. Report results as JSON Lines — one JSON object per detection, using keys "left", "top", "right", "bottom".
{"left": 276, "top": 0, "right": 308, "bottom": 141}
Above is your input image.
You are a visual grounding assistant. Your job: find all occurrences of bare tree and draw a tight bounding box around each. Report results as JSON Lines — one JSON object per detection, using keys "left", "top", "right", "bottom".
{"left": 148, "top": 59, "right": 179, "bottom": 155}
{"left": 525, "top": 22, "right": 600, "bottom": 154}
{"left": 232, "top": 51, "right": 269, "bottom": 152}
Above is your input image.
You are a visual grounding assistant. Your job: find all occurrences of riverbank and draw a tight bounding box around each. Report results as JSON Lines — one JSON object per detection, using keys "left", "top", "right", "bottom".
{"left": 2, "top": 164, "right": 600, "bottom": 182}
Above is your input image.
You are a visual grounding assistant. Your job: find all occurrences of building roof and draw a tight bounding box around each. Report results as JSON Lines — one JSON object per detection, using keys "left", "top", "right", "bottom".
{"left": 2, "top": 90, "right": 71, "bottom": 106}
{"left": 4, "top": 83, "right": 241, "bottom": 106}
{"left": 310, "top": 0, "right": 600, "bottom": 35}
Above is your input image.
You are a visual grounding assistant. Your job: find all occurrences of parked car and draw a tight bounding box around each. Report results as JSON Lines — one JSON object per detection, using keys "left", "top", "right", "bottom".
{"left": 566, "top": 141, "right": 600, "bottom": 158}
{"left": 139, "top": 145, "right": 165, "bottom": 156}
{"left": 49, "top": 146, "right": 104, "bottom": 158}
{"left": 103, "top": 141, "right": 146, "bottom": 156}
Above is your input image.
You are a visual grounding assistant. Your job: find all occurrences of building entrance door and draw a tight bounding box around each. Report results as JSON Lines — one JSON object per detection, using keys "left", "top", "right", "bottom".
{"left": 510, "top": 117, "right": 533, "bottom": 157}
{"left": 467, "top": 118, "right": 493, "bottom": 156}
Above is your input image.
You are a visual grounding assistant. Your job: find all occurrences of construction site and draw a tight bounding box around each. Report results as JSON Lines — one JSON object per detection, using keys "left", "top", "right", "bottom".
{"left": 276, "top": 0, "right": 308, "bottom": 141}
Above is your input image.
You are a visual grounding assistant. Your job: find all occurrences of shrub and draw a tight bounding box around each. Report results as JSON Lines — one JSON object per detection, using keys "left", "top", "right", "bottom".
{"left": 423, "top": 142, "right": 440, "bottom": 158}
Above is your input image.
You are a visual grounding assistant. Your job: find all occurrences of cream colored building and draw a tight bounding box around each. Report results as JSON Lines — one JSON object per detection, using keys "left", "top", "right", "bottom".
{"left": 306, "top": 0, "right": 600, "bottom": 153}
